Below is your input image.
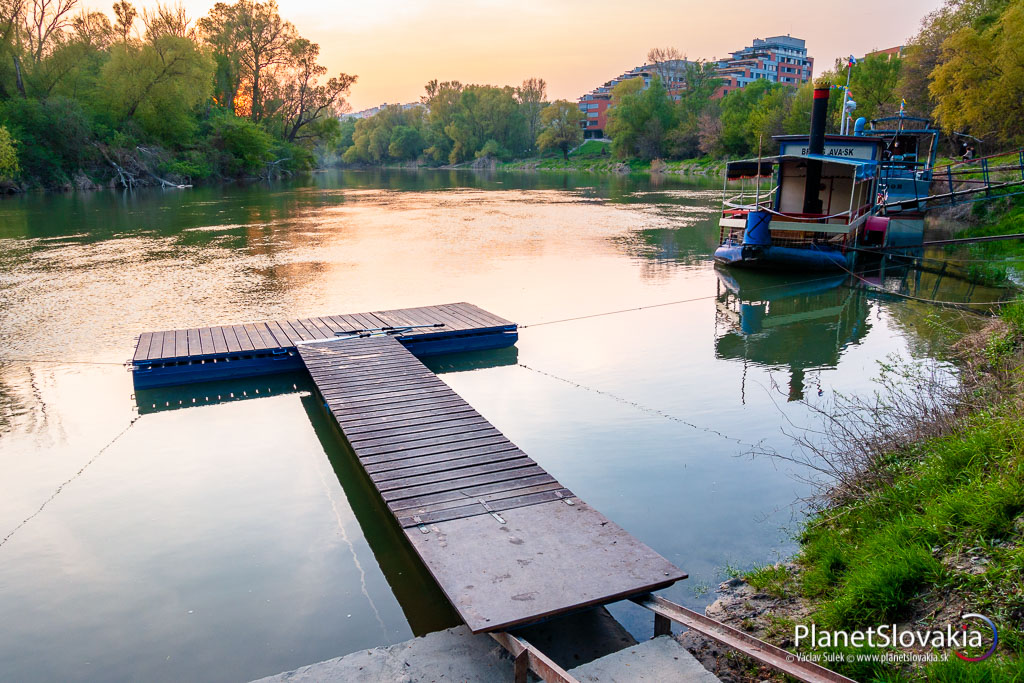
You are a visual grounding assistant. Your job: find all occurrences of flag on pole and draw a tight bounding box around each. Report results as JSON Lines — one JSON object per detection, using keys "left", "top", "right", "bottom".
{"left": 847, "top": 55, "right": 857, "bottom": 67}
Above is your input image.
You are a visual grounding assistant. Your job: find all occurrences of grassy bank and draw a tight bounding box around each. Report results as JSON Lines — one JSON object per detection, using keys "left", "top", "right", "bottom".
{"left": 498, "top": 140, "right": 726, "bottom": 176}
{"left": 729, "top": 301, "right": 1024, "bottom": 681}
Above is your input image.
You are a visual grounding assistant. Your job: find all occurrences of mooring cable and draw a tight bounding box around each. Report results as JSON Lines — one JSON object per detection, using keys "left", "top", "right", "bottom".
{"left": 517, "top": 361, "right": 761, "bottom": 449}
{"left": 0, "top": 414, "right": 142, "bottom": 550}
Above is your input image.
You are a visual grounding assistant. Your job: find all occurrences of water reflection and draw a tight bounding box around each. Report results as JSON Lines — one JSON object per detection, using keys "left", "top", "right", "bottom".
{"left": 714, "top": 268, "right": 871, "bottom": 401}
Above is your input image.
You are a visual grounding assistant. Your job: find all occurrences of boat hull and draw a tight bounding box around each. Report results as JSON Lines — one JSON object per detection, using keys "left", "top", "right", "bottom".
{"left": 713, "top": 243, "right": 849, "bottom": 272}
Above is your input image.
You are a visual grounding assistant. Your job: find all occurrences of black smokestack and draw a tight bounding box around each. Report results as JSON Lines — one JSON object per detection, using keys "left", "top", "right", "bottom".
{"left": 803, "top": 86, "right": 830, "bottom": 215}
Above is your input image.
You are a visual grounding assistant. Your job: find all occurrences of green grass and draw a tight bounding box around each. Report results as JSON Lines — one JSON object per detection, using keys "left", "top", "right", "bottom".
{"left": 746, "top": 564, "right": 792, "bottom": 599}
{"left": 761, "top": 302, "right": 1024, "bottom": 679}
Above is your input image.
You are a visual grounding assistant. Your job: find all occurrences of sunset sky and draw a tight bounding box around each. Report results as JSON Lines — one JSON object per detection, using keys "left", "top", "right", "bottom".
{"left": 102, "top": 0, "right": 944, "bottom": 110}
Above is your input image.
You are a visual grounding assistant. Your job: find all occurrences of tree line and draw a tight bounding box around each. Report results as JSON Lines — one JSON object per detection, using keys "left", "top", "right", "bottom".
{"left": 336, "top": 78, "right": 586, "bottom": 165}
{"left": 1, "top": 0, "right": 1019, "bottom": 188}
{"left": 0, "top": 0, "right": 354, "bottom": 188}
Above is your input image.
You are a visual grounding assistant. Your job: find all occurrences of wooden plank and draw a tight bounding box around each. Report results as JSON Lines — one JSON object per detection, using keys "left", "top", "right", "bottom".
{"left": 284, "top": 320, "right": 315, "bottom": 342}
{"left": 231, "top": 325, "right": 255, "bottom": 352}
{"left": 355, "top": 432, "right": 510, "bottom": 459}
{"left": 359, "top": 441, "right": 521, "bottom": 468}
{"left": 352, "top": 424, "right": 503, "bottom": 453}
{"left": 223, "top": 325, "right": 242, "bottom": 353}
{"left": 458, "top": 302, "right": 514, "bottom": 328}
{"left": 397, "top": 489, "right": 573, "bottom": 527}
{"left": 148, "top": 332, "right": 166, "bottom": 360}
{"left": 247, "top": 323, "right": 275, "bottom": 350}
{"left": 387, "top": 474, "right": 559, "bottom": 513}
{"left": 242, "top": 323, "right": 268, "bottom": 351}
{"left": 173, "top": 329, "right": 189, "bottom": 358}
{"left": 345, "top": 414, "right": 491, "bottom": 442}
{"left": 367, "top": 447, "right": 526, "bottom": 479}
{"left": 333, "top": 398, "right": 473, "bottom": 425}
{"left": 380, "top": 465, "right": 547, "bottom": 503}
{"left": 300, "top": 317, "right": 333, "bottom": 339}
{"left": 198, "top": 327, "right": 215, "bottom": 356}
{"left": 134, "top": 333, "right": 153, "bottom": 362}
{"left": 374, "top": 457, "right": 534, "bottom": 492}
{"left": 390, "top": 481, "right": 566, "bottom": 516}
{"left": 267, "top": 321, "right": 295, "bottom": 347}
{"left": 438, "top": 303, "right": 490, "bottom": 330}
{"left": 211, "top": 327, "right": 229, "bottom": 354}
{"left": 296, "top": 318, "right": 330, "bottom": 340}
{"left": 186, "top": 328, "right": 202, "bottom": 356}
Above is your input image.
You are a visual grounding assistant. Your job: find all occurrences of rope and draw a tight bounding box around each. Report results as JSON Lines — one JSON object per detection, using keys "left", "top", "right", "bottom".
{"left": 517, "top": 362, "right": 760, "bottom": 448}
{"left": 0, "top": 358, "right": 126, "bottom": 366}
{"left": 519, "top": 272, "right": 865, "bottom": 328}
{"left": 831, "top": 260, "right": 1000, "bottom": 312}
{"left": 0, "top": 414, "right": 142, "bottom": 550}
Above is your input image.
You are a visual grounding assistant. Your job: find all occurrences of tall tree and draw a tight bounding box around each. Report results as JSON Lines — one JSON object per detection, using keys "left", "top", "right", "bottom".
{"left": 112, "top": 0, "right": 134, "bottom": 43}
{"left": 272, "top": 37, "right": 355, "bottom": 142}
{"left": 142, "top": 2, "right": 192, "bottom": 40}
{"left": 203, "top": 0, "right": 294, "bottom": 121}
{"left": 930, "top": 1, "right": 1024, "bottom": 145}
{"left": 516, "top": 77, "right": 546, "bottom": 150}
{"left": 99, "top": 32, "right": 213, "bottom": 141}
{"left": 536, "top": 99, "right": 583, "bottom": 159}
{"left": 22, "top": 0, "right": 78, "bottom": 62}
{"left": 646, "top": 46, "right": 684, "bottom": 91}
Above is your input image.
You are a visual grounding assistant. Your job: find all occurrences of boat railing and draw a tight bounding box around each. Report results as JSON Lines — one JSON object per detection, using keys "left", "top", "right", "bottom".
{"left": 723, "top": 185, "right": 779, "bottom": 212}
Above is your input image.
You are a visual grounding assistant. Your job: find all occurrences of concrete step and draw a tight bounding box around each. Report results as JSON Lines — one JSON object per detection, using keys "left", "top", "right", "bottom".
{"left": 568, "top": 636, "right": 720, "bottom": 683}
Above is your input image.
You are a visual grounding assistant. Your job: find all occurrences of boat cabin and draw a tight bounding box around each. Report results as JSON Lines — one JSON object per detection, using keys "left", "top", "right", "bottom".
{"left": 721, "top": 134, "right": 885, "bottom": 247}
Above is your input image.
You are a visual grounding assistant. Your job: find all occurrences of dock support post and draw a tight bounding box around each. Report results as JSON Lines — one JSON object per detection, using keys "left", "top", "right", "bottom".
{"left": 490, "top": 632, "right": 579, "bottom": 683}
{"left": 654, "top": 612, "right": 672, "bottom": 637}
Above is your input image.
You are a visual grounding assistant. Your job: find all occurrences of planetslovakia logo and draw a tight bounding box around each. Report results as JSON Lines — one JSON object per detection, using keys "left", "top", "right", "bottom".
{"left": 794, "top": 615, "right": 998, "bottom": 662}
{"left": 956, "top": 614, "right": 998, "bottom": 662}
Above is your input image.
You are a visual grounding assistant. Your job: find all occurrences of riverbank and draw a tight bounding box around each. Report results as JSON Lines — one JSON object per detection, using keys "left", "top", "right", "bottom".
{"left": 680, "top": 301, "right": 1024, "bottom": 681}
{"left": 496, "top": 140, "right": 727, "bottom": 176}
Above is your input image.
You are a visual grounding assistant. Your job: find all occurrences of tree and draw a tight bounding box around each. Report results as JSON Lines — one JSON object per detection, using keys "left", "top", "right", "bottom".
{"left": 536, "top": 99, "right": 583, "bottom": 160}
{"left": 516, "top": 77, "right": 546, "bottom": 150}
{"left": 142, "top": 2, "right": 193, "bottom": 40}
{"left": 0, "top": 124, "right": 18, "bottom": 180}
{"left": 829, "top": 53, "right": 902, "bottom": 124}
{"left": 99, "top": 33, "right": 214, "bottom": 141}
{"left": 22, "top": 0, "right": 79, "bottom": 62}
{"left": 899, "top": 0, "right": 1009, "bottom": 115}
{"left": 271, "top": 38, "right": 355, "bottom": 142}
{"left": 198, "top": 0, "right": 298, "bottom": 120}
{"left": 931, "top": 1, "right": 1024, "bottom": 145}
{"left": 112, "top": 0, "right": 134, "bottom": 42}
{"left": 646, "top": 46, "right": 684, "bottom": 90}
{"left": 606, "top": 76, "right": 677, "bottom": 159}
{"left": 387, "top": 124, "right": 423, "bottom": 160}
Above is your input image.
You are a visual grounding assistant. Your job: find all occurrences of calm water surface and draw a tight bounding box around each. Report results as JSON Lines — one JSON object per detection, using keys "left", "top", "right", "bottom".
{"left": 0, "top": 170, "right": 988, "bottom": 681}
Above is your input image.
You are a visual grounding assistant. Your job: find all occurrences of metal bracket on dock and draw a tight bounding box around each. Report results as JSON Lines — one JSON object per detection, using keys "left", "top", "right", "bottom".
{"left": 478, "top": 499, "right": 506, "bottom": 525}
{"left": 413, "top": 516, "right": 430, "bottom": 534}
{"left": 554, "top": 491, "right": 575, "bottom": 506}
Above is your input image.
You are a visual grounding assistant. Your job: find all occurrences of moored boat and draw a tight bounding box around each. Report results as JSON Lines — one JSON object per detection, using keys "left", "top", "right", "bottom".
{"left": 714, "top": 86, "right": 930, "bottom": 271}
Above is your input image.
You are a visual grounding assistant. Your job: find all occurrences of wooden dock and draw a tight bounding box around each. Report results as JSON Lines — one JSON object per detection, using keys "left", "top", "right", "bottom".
{"left": 131, "top": 302, "right": 686, "bottom": 634}
{"left": 131, "top": 303, "right": 518, "bottom": 388}
{"left": 297, "top": 335, "right": 685, "bottom": 633}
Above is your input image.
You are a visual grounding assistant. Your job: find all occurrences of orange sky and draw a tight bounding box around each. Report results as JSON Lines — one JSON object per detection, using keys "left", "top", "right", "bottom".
{"left": 100, "top": 0, "right": 944, "bottom": 110}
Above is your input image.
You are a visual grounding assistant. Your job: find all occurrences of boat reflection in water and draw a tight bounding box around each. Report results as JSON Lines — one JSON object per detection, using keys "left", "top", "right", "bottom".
{"left": 714, "top": 267, "right": 871, "bottom": 401}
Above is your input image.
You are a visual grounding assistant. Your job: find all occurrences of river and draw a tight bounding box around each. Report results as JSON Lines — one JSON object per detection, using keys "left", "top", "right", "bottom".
{"left": 0, "top": 169, "right": 997, "bottom": 681}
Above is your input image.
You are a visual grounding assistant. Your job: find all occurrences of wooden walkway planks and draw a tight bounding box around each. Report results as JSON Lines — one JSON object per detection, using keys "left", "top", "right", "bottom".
{"left": 298, "top": 336, "right": 566, "bottom": 528}
{"left": 133, "top": 303, "right": 515, "bottom": 363}
{"left": 296, "top": 335, "right": 686, "bottom": 633}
